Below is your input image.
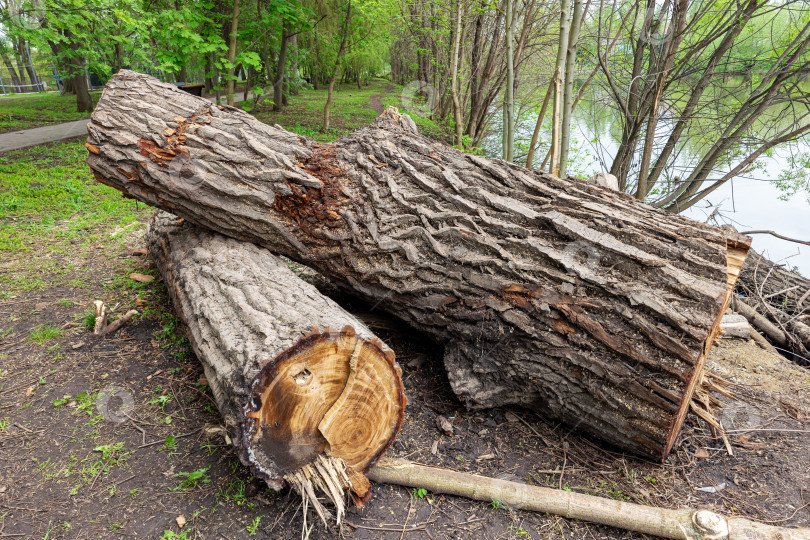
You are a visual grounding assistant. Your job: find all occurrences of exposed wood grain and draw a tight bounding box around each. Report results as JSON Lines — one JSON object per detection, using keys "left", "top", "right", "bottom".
{"left": 145, "top": 212, "right": 405, "bottom": 505}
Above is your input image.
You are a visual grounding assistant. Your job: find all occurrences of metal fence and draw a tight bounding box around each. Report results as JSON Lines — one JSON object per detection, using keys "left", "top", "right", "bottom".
{"left": 0, "top": 63, "right": 53, "bottom": 95}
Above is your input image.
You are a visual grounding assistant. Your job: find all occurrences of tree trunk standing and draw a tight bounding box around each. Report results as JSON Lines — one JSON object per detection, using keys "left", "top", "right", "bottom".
{"left": 558, "top": 0, "right": 583, "bottom": 178}
{"left": 226, "top": 0, "right": 240, "bottom": 106}
{"left": 550, "top": 0, "right": 571, "bottom": 177}
{"left": 502, "top": 0, "right": 515, "bottom": 161}
{"left": 204, "top": 53, "right": 214, "bottom": 93}
{"left": 323, "top": 1, "right": 352, "bottom": 132}
{"left": 312, "top": 31, "right": 320, "bottom": 90}
{"left": 643, "top": 0, "right": 760, "bottom": 194}
{"left": 450, "top": 0, "right": 464, "bottom": 147}
{"left": 86, "top": 71, "right": 751, "bottom": 460}
{"left": 11, "top": 39, "right": 29, "bottom": 89}
{"left": 64, "top": 37, "right": 93, "bottom": 112}
{"left": 290, "top": 33, "right": 299, "bottom": 96}
{"left": 525, "top": 81, "right": 553, "bottom": 168}
{"left": 145, "top": 212, "right": 405, "bottom": 518}
{"left": 19, "top": 39, "right": 40, "bottom": 91}
{"left": 113, "top": 42, "right": 125, "bottom": 74}
{"left": 274, "top": 21, "right": 290, "bottom": 111}
{"left": 0, "top": 54, "right": 22, "bottom": 92}
{"left": 634, "top": 81, "right": 665, "bottom": 201}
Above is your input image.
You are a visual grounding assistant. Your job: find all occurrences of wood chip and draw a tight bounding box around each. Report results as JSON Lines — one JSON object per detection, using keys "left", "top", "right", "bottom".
{"left": 436, "top": 415, "right": 454, "bottom": 436}
{"left": 129, "top": 273, "right": 155, "bottom": 283}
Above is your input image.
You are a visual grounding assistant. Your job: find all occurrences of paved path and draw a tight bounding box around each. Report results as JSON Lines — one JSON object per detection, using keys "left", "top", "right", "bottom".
{"left": 0, "top": 92, "right": 259, "bottom": 153}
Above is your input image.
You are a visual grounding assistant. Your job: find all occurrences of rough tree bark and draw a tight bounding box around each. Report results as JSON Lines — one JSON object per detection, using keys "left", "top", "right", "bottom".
{"left": 144, "top": 211, "right": 405, "bottom": 521}
{"left": 87, "top": 70, "right": 750, "bottom": 460}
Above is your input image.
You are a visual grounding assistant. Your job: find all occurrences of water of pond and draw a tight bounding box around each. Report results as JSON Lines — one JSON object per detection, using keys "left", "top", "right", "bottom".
{"left": 487, "top": 83, "right": 810, "bottom": 274}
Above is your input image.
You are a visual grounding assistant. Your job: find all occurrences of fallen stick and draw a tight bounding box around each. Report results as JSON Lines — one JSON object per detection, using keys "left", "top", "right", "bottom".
{"left": 92, "top": 301, "right": 138, "bottom": 336}
{"left": 367, "top": 458, "right": 810, "bottom": 540}
{"left": 732, "top": 295, "right": 787, "bottom": 346}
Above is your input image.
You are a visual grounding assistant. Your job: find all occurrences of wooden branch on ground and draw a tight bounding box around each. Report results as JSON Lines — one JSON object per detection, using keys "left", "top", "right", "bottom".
{"left": 731, "top": 295, "right": 787, "bottom": 346}
{"left": 88, "top": 70, "right": 751, "bottom": 460}
{"left": 367, "top": 458, "right": 810, "bottom": 540}
{"left": 92, "top": 301, "right": 137, "bottom": 336}
{"left": 145, "top": 212, "right": 405, "bottom": 523}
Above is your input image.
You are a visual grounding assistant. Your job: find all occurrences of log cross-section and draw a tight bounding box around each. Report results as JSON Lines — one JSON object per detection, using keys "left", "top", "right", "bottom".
{"left": 91, "top": 70, "right": 750, "bottom": 460}
{"left": 145, "top": 212, "right": 405, "bottom": 519}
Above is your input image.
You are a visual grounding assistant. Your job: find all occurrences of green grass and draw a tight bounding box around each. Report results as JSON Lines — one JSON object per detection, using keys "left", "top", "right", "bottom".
{"left": 28, "top": 324, "right": 63, "bottom": 344}
{"left": 249, "top": 78, "right": 451, "bottom": 143}
{"left": 0, "top": 91, "right": 102, "bottom": 133}
{"left": 0, "top": 140, "right": 150, "bottom": 294}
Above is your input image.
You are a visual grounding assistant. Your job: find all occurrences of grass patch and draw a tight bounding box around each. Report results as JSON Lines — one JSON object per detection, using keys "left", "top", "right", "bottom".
{"left": 28, "top": 324, "right": 63, "bottom": 344}
{"left": 0, "top": 139, "right": 150, "bottom": 295}
{"left": 0, "top": 91, "right": 102, "bottom": 133}
{"left": 249, "top": 78, "right": 451, "bottom": 143}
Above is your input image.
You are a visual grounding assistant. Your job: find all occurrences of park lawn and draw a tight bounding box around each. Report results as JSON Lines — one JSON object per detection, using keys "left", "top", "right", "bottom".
{"left": 0, "top": 139, "right": 151, "bottom": 296}
{"left": 0, "top": 82, "right": 447, "bottom": 296}
{"left": 0, "top": 90, "right": 102, "bottom": 133}
{"left": 246, "top": 78, "right": 452, "bottom": 143}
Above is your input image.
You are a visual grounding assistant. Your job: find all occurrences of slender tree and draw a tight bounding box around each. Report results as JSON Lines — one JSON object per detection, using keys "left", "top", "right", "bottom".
{"left": 502, "top": 0, "right": 515, "bottom": 160}
{"left": 550, "top": 0, "right": 572, "bottom": 176}
{"left": 226, "top": 0, "right": 240, "bottom": 106}
{"left": 558, "top": 0, "right": 583, "bottom": 177}
{"left": 323, "top": 0, "right": 352, "bottom": 132}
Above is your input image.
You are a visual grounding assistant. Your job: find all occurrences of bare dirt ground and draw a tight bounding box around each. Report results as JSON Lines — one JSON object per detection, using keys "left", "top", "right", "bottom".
{"left": 1, "top": 142, "right": 809, "bottom": 540}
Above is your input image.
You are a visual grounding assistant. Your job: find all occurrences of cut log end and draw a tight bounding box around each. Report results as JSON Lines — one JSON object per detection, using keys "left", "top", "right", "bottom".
{"left": 241, "top": 327, "right": 405, "bottom": 511}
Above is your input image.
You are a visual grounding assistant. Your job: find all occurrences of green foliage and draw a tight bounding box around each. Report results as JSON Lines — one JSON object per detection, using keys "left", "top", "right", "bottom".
{"left": 160, "top": 531, "right": 191, "bottom": 540}
{"left": 246, "top": 516, "right": 262, "bottom": 536}
{"left": 28, "top": 324, "right": 62, "bottom": 344}
{"left": 777, "top": 150, "right": 810, "bottom": 203}
{"left": 160, "top": 435, "right": 178, "bottom": 452}
{"left": 173, "top": 467, "right": 211, "bottom": 491}
{"left": 411, "top": 487, "right": 427, "bottom": 499}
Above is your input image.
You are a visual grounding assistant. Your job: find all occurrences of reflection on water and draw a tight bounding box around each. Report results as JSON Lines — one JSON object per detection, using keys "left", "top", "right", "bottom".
{"left": 568, "top": 88, "right": 810, "bottom": 275}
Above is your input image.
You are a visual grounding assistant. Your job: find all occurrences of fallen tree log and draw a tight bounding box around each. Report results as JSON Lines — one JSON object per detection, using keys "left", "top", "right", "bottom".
{"left": 89, "top": 70, "right": 750, "bottom": 460}
{"left": 368, "top": 458, "right": 810, "bottom": 540}
{"left": 144, "top": 211, "right": 405, "bottom": 522}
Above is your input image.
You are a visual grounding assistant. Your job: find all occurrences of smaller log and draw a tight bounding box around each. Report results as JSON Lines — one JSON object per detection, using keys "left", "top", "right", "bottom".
{"left": 145, "top": 211, "right": 406, "bottom": 523}
{"left": 732, "top": 295, "right": 787, "bottom": 346}
{"left": 367, "top": 458, "right": 810, "bottom": 540}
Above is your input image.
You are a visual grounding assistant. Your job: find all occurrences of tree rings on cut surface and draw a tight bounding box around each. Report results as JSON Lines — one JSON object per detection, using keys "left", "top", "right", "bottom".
{"left": 242, "top": 325, "right": 405, "bottom": 510}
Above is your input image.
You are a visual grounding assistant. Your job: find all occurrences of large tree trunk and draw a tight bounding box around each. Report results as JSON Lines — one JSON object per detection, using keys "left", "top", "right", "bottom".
{"left": 145, "top": 211, "right": 405, "bottom": 520}
{"left": 87, "top": 70, "right": 750, "bottom": 460}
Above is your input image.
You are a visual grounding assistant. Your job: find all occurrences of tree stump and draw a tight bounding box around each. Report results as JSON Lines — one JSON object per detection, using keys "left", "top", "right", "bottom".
{"left": 91, "top": 70, "right": 750, "bottom": 460}
{"left": 145, "top": 212, "right": 405, "bottom": 521}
